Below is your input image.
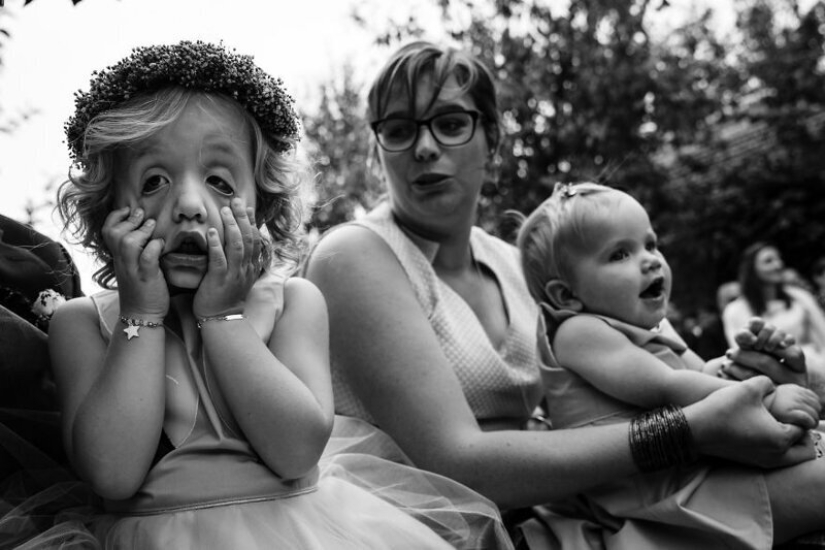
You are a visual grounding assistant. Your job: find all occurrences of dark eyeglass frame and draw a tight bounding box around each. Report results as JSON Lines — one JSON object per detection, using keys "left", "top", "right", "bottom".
{"left": 370, "top": 110, "right": 482, "bottom": 152}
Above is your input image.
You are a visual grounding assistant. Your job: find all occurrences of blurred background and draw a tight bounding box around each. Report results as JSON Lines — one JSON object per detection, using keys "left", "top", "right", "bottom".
{"left": 2, "top": 0, "right": 824, "bottom": 340}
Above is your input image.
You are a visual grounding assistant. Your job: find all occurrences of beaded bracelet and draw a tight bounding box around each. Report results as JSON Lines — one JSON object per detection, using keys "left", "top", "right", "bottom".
{"left": 629, "top": 404, "right": 697, "bottom": 472}
{"left": 120, "top": 316, "right": 164, "bottom": 340}
{"left": 196, "top": 314, "right": 245, "bottom": 329}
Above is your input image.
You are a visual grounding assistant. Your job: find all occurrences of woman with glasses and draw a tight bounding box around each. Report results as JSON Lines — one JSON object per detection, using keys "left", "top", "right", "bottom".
{"left": 304, "top": 41, "right": 824, "bottom": 548}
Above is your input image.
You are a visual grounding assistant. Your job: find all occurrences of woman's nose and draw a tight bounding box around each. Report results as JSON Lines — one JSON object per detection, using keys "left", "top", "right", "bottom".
{"left": 413, "top": 126, "right": 441, "bottom": 162}
{"left": 172, "top": 179, "right": 207, "bottom": 222}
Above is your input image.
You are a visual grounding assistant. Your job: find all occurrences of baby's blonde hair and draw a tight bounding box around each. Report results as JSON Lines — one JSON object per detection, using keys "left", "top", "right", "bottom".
{"left": 516, "top": 182, "right": 623, "bottom": 304}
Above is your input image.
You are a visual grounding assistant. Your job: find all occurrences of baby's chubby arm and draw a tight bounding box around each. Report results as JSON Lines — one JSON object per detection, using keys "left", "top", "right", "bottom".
{"left": 554, "top": 316, "right": 737, "bottom": 409}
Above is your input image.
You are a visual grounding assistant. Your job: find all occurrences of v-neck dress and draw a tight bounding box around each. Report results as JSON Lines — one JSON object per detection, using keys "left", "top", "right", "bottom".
{"left": 332, "top": 202, "right": 543, "bottom": 428}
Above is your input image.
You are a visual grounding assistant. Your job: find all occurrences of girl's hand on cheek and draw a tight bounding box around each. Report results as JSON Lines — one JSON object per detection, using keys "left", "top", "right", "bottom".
{"left": 193, "top": 200, "right": 262, "bottom": 319}
{"left": 103, "top": 206, "right": 169, "bottom": 319}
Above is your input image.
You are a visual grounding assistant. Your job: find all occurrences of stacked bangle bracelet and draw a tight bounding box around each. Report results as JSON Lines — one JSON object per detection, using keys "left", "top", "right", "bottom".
{"left": 196, "top": 314, "right": 245, "bottom": 329}
{"left": 120, "top": 316, "right": 163, "bottom": 340}
{"left": 629, "top": 404, "right": 697, "bottom": 472}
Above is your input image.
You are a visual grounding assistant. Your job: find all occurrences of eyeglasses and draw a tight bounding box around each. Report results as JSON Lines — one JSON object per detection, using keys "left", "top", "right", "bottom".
{"left": 370, "top": 110, "right": 481, "bottom": 152}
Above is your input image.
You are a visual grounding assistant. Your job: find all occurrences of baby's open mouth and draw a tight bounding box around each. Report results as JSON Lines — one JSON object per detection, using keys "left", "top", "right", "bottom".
{"left": 640, "top": 277, "right": 665, "bottom": 299}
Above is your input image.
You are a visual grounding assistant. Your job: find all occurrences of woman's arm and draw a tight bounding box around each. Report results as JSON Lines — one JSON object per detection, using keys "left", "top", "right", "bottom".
{"left": 202, "top": 278, "right": 333, "bottom": 480}
{"left": 305, "top": 226, "right": 814, "bottom": 509}
{"left": 50, "top": 297, "right": 166, "bottom": 500}
{"left": 554, "top": 315, "right": 735, "bottom": 408}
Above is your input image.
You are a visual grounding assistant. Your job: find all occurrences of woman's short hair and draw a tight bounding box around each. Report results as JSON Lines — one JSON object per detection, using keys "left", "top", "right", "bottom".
{"left": 367, "top": 40, "right": 502, "bottom": 156}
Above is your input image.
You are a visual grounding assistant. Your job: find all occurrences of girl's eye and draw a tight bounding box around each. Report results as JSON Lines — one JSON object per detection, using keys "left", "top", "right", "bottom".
{"left": 646, "top": 240, "right": 658, "bottom": 252}
{"left": 142, "top": 174, "right": 169, "bottom": 195}
{"left": 207, "top": 175, "right": 234, "bottom": 197}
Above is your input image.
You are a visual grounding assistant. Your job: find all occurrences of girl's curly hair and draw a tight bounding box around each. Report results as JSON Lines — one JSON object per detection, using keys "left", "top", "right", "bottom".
{"left": 58, "top": 87, "right": 309, "bottom": 289}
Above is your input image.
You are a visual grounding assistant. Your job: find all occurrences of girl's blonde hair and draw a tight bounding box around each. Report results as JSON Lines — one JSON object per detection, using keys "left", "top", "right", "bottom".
{"left": 516, "top": 182, "right": 622, "bottom": 304}
{"left": 58, "top": 87, "right": 309, "bottom": 289}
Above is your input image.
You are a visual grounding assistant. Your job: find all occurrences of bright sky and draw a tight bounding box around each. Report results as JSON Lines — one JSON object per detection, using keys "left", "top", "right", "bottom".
{"left": 0, "top": 0, "right": 759, "bottom": 293}
{"left": 0, "top": 0, "right": 452, "bottom": 292}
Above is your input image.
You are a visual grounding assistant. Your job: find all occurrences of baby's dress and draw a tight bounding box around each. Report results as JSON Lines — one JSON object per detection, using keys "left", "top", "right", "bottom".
{"left": 6, "top": 290, "right": 510, "bottom": 550}
{"left": 525, "top": 307, "right": 775, "bottom": 550}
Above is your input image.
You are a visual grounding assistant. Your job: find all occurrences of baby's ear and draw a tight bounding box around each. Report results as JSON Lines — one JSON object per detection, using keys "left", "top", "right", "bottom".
{"left": 543, "top": 280, "right": 583, "bottom": 312}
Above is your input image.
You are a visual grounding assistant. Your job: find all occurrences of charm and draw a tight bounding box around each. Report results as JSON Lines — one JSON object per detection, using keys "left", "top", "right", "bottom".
{"left": 119, "top": 316, "right": 163, "bottom": 340}
{"left": 124, "top": 324, "right": 141, "bottom": 340}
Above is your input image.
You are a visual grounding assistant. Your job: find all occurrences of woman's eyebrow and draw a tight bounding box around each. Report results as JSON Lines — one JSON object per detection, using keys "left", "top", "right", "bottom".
{"left": 382, "top": 103, "right": 473, "bottom": 119}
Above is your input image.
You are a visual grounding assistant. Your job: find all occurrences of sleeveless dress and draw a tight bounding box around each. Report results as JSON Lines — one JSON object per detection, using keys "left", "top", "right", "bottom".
{"left": 331, "top": 202, "right": 543, "bottom": 427}
{"left": 525, "top": 306, "right": 774, "bottom": 550}
{"left": 6, "top": 288, "right": 512, "bottom": 549}
{"left": 315, "top": 203, "right": 541, "bottom": 547}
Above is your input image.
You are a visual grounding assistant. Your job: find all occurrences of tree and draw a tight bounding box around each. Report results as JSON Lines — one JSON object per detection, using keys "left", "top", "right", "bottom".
{"left": 302, "top": 65, "right": 384, "bottom": 231}
{"left": 302, "top": 0, "right": 825, "bottom": 314}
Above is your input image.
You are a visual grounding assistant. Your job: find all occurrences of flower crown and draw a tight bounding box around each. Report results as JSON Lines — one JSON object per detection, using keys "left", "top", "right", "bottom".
{"left": 65, "top": 40, "right": 301, "bottom": 163}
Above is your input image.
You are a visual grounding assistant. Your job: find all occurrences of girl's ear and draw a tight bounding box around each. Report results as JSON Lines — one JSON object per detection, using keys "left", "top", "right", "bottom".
{"left": 543, "top": 280, "right": 583, "bottom": 312}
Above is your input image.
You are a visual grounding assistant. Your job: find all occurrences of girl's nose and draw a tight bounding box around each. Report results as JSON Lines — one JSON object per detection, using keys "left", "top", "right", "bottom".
{"left": 172, "top": 178, "right": 207, "bottom": 222}
{"left": 413, "top": 126, "right": 441, "bottom": 162}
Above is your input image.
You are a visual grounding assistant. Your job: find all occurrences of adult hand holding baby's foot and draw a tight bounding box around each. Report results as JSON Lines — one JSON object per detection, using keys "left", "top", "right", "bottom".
{"left": 723, "top": 317, "right": 808, "bottom": 388}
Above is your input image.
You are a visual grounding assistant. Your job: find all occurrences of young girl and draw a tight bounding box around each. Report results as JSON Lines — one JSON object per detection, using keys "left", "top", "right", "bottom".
{"left": 516, "top": 181, "right": 825, "bottom": 548}
{"left": 38, "top": 40, "right": 509, "bottom": 549}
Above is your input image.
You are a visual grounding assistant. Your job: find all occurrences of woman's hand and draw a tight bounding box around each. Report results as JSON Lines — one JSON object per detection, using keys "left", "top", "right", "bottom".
{"left": 689, "top": 376, "right": 817, "bottom": 468}
{"left": 763, "top": 384, "right": 822, "bottom": 429}
{"left": 102, "top": 206, "right": 168, "bottom": 319}
{"left": 193, "top": 200, "right": 262, "bottom": 319}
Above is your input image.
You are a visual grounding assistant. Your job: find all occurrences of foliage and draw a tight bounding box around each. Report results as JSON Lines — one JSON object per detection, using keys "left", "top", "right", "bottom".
{"left": 302, "top": 65, "right": 384, "bottom": 231}
{"left": 301, "top": 0, "right": 825, "bottom": 314}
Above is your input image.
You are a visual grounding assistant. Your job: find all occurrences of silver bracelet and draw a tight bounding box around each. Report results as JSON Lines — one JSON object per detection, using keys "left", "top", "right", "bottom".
{"left": 629, "top": 404, "right": 697, "bottom": 472}
{"left": 196, "top": 314, "right": 245, "bottom": 329}
{"left": 120, "top": 316, "right": 164, "bottom": 340}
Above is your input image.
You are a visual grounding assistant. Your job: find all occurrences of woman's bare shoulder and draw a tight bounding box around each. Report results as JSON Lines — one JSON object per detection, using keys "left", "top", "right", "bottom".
{"left": 309, "top": 224, "right": 393, "bottom": 264}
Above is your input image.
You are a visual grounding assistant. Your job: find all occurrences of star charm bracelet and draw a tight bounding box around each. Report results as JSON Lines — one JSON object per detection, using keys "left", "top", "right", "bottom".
{"left": 120, "top": 316, "right": 164, "bottom": 340}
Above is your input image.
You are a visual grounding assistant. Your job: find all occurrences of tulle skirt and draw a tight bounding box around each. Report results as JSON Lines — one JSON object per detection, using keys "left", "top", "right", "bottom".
{"left": 2, "top": 415, "right": 512, "bottom": 549}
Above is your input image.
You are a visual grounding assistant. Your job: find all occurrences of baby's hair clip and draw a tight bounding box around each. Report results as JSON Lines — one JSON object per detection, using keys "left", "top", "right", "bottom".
{"left": 557, "top": 182, "right": 578, "bottom": 200}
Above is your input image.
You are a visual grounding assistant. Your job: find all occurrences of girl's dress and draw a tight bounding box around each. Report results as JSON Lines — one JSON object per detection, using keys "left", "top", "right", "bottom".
{"left": 3, "top": 289, "right": 511, "bottom": 549}
{"left": 525, "top": 306, "right": 775, "bottom": 550}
